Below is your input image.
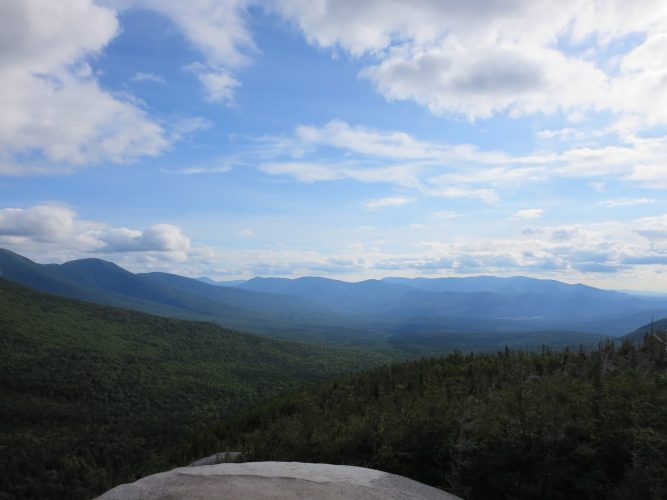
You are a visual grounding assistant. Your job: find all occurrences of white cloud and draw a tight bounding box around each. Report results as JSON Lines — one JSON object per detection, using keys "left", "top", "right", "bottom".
{"left": 234, "top": 118, "right": 667, "bottom": 206}
{"left": 100, "top": 224, "right": 190, "bottom": 253}
{"left": 0, "top": 205, "right": 77, "bottom": 242}
{"left": 361, "top": 42, "right": 607, "bottom": 119}
{"left": 514, "top": 208, "right": 544, "bottom": 219}
{"left": 110, "top": 0, "right": 254, "bottom": 102}
{"left": 255, "top": 121, "right": 536, "bottom": 199}
{"left": 0, "top": 0, "right": 171, "bottom": 175}
{"left": 270, "top": 0, "right": 667, "bottom": 126}
{"left": 625, "top": 164, "right": 667, "bottom": 189}
{"left": 196, "top": 71, "right": 240, "bottom": 103}
{"left": 294, "top": 120, "right": 450, "bottom": 160}
{"left": 284, "top": 120, "right": 509, "bottom": 164}
{"left": 364, "top": 196, "right": 411, "bottom": 210}
{"left": 113, "top": 0, "right": 254, "bottom": 67}
{"left": 0, "top": 204, "right": 190, "bottom": 258}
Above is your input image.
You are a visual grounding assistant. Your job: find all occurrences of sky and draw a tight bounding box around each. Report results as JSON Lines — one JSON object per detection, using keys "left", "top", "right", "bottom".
{"left": 1, "top": 0, "right": 667, "bottom": 290}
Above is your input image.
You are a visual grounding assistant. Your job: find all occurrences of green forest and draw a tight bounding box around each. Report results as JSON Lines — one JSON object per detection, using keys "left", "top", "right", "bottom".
{"left": 217, "top": 338, "right": 667, "bottom": 499}
{"left": 1, "top": 275, "right": 666, "bottom": 499}
{"left": 0, "top": 278, "right": 390, "bottom": 499}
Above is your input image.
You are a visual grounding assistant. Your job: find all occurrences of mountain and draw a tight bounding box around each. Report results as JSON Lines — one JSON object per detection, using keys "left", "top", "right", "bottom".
{"left": 239, "top": 274, "right": 667, "bottom": 335}
{"left": 0, "top": 277, "right": 389, "bottom": 499}
{"left": 218, "top": 339, "right": 667, "bottom": 500}
{"left": 1, "top": 247, "right": 663, "bottom": 347}
{"left": 624, "top": 317, "right": 667, "bottom": 342}
{"left": 382, "top": 275, "right": 618, "bottom": 296}
{"left": 239, "top": 276, "right": 417, "bottom": 314}
{"left": 197, "top": 276, "right": 246, "bottom": 287}
{"left": 0, "top": 249, "right": 383, "bottom": 346}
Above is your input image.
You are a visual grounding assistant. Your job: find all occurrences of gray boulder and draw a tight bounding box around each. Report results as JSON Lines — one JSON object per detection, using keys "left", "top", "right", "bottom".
{"left": 96, "top": 461, "right": 461, "bottom": 499}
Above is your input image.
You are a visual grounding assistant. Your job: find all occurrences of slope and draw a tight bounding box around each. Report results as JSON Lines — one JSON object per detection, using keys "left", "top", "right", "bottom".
{"left": 624, "top": 317, "right": 667, "bottom": 342}
{"left": 0, "top": 249, "right": 383, "bottom": 346}
{"left": 217, "top": 339, "right": 667, "bottom": 500}
{"left": 0, "top": 278, "right": 390, "bottom": 499}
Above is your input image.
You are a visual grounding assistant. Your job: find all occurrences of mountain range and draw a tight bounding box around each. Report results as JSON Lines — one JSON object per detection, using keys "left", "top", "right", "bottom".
{"left": 2, "top": 247, "right": 666, "bottom": 351}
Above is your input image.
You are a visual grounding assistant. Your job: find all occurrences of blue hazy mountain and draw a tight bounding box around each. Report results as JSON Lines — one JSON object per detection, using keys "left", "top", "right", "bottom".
{"left": 239, "top": 275, "right": 667, "bottom": 335}
{"left": 239, "top": 277, "right": 416, "bottom": 313}
{"left": 0, "top": 248, "right": 381, "bottom": 345}
{"left": 1, "top": 248, "right": 664, "bottom": 344}
{"left": 382, "top": 275, "right": 624, "bottom": 296}
{"left": 197, "top": 276, "right": 246, "bottom": 287}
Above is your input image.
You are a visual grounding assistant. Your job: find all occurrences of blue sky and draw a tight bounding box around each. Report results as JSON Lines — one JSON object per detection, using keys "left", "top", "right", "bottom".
{"left": 2, "top": 0, "right": 667, "bottom": 290}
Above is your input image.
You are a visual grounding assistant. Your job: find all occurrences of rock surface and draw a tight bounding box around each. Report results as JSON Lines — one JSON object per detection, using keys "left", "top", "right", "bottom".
{"left": 189, "top": 451, "right": 242, "bottom": 466}
{"left": 96, "top": 461, "right": 461, "bottom": 499}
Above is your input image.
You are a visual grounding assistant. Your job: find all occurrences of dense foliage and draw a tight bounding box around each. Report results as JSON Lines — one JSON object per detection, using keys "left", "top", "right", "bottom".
{"left": 0, "top": 278, "right": 389, "bottom": 499}
{"left": 219, "top": 338, "right": 667, "bottom": 499}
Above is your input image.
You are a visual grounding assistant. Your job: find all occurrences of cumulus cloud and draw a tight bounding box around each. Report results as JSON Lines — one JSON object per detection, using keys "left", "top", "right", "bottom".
{"left": 267, "top": 0, "right": 667, "bottom": 127}
{"left": 99, "top": 224, "right": 190, "bottom": 253}
{"left": 0, "top": 0, "right": 171, "bottom": 175}
{"left": 0, "top": 205, "right": 78, "bottom": 242}
{"left": 361, "top": 42, "right": 606, "bottom": 119}
{"left": 0, "top": 204, "right": 190, "bottom": 258}
{"left": 102, "top": 1, "right": 667, "bottom": 124}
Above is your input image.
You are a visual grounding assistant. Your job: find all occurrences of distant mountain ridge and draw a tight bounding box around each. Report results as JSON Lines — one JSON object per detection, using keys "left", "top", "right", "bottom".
{"left": 197, "top": 276, "right": 246, "bottom": 287}
{"left": 382, "top": 275, "right": 625, "bottom": 296}
{"left": 1, "top": 248, "right": 664, "bottom": 347}
{"left": 0, "top": 248, "right": 382, "bottom": 346}
{"left": 239, "top": 274, "right": 666, "bottom": 335}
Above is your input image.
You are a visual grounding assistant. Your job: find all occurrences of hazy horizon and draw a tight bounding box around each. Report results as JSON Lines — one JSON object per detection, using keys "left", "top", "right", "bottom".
{"left": 6, "top": 246, "right": 667, "bottom": 295}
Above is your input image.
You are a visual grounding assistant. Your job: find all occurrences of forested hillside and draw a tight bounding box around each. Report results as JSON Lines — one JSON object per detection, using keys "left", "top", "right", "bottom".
{"left": 0, "top": 278, "right": 390, "bottom": 499}
{"left": 217, "top": 337, "right": 667, "bottom": 499}
{"left": 625, "top": 318, "right": 667, "bottom": 343}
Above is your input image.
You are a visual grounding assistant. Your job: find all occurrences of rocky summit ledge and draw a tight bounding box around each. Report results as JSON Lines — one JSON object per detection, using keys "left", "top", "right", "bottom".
{"left": 96, "top": 461, "right": 461, "bottom": 500}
